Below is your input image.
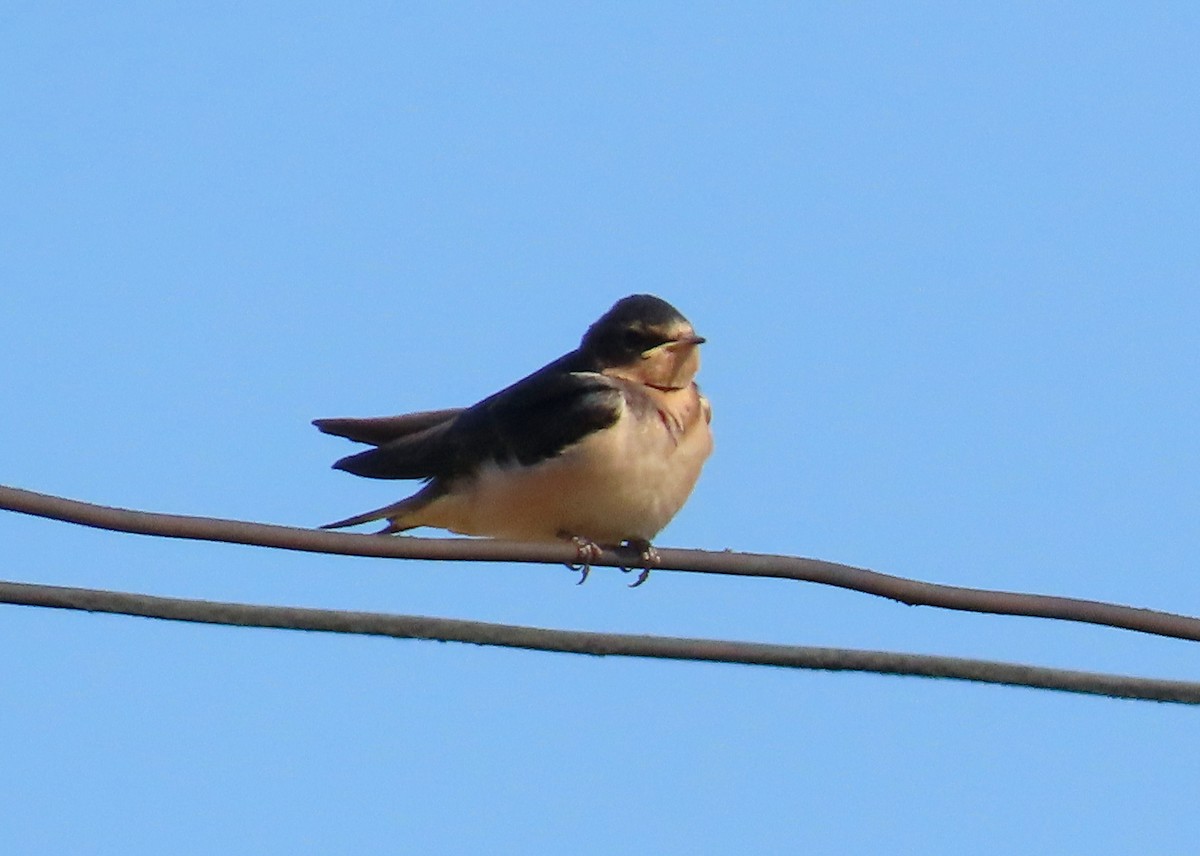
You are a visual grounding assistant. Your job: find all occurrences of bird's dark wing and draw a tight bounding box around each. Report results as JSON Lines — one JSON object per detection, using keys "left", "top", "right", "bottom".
{"left": 325, "top": 351, "right": 622, "bottom": 481}
{"left": 313, "top": 408, "right": 464, "bottom": 446}
{"left": 453, "top": 367, "right": 623, "bottom": 470}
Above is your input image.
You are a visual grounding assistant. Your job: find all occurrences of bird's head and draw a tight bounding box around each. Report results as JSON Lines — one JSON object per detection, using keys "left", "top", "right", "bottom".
{"left": 581, "top": 294, "right": 705, "bottom": 390}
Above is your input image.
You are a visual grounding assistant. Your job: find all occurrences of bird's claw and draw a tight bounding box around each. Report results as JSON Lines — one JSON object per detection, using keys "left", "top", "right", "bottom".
{"left": 620, "top": 539, "right": 660, "bottom": 587}
{"left": 561, "top": 536, "right": 659, "bottom": 587}
{"left": 626, "top": 568, "right": 652, "bottom": 587}
{"left": 563, "top": 534, "right": 603, "bottom": 584}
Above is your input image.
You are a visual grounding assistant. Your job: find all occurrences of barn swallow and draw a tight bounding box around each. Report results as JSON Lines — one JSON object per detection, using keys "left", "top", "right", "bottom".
{"left": 313, "top": 294, "right": 712, "bottom": 583}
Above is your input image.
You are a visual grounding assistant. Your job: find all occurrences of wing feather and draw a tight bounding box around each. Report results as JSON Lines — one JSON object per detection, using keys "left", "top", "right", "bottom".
{"left": 317, "top": 352, "right": 623, "bottom": 481}
{"left": 312, "top": 408, "right": 463, "bottom": 446}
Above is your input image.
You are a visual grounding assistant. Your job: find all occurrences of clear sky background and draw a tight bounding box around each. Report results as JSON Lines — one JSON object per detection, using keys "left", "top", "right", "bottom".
{"left": 3, "top": 3, "right": 1199, "bottom": 853}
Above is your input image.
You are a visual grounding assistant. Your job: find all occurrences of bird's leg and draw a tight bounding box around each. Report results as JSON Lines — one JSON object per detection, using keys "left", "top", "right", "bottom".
{"left": 621, "top": 539, "right": 660, "bottom": 587}
{"left": 560, "top": 532, "right": 603, "bottom": 584}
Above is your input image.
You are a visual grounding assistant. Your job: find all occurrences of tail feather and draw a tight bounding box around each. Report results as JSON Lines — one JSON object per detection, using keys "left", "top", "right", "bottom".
{"left": 313, "top": 409, "right": 463, "bottom": 446}
{"left": 319, "top": 483, "right": 442, "bottom": 532}
{"left": 329, "top": 422, "right": 457, "bottom": 480}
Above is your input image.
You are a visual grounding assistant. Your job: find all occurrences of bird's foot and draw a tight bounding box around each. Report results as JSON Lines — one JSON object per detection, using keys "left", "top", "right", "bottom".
{"left": 620, "top": 539, "right": 660, "bottom": 587}
{"left": 561, "top": 533, "right": 604, "bottom": 584}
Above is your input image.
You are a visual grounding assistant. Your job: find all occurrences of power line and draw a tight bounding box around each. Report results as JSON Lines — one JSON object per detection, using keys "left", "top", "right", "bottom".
{"left": 2, "top": 578, "right": 1197, "bottom": 704}
{"left": 3, "top": 483, "right": 1199, "bottom": 703}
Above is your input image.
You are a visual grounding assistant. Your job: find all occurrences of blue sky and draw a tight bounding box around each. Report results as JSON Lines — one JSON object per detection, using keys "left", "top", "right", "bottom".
{"left": 3, "top": 2, "right": 1199, "bottom": 852}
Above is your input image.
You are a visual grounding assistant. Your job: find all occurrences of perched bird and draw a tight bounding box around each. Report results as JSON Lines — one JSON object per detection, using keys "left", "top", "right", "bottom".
{"left": 314, "top": 294, "right": 712, "bottom": 577}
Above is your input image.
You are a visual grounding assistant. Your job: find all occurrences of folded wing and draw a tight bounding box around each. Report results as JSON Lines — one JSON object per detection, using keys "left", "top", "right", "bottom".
{"left": 314, "top": 357, "right": 623, "bottom": 482}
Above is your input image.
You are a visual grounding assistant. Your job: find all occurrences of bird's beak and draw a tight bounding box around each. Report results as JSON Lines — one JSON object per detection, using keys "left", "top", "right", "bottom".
{"left": 641, "top": 332, "right": 706, "bottom": 360}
